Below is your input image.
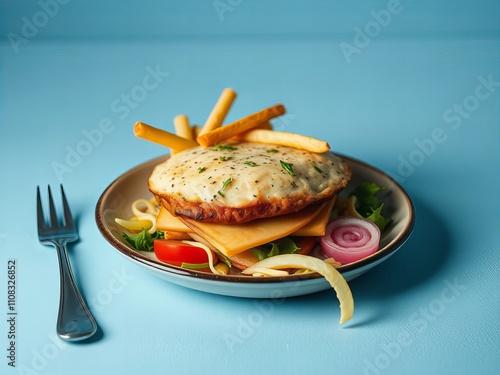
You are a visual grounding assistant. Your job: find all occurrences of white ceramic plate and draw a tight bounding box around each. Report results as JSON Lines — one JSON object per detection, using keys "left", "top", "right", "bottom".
{"left": 95, "top": 154, "right": 415, "bottom": 298}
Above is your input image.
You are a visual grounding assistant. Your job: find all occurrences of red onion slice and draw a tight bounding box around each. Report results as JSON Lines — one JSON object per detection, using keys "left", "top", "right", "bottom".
{"left": 320, "top": 217, "right": 381, "bottom": 264}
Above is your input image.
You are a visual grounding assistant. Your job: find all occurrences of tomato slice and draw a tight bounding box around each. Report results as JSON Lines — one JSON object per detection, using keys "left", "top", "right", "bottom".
{"left": 293, "top": 236, "right": 318, "bottom": 255}
{"left": 153, "top": 240, "right": 212, "bottom": 267}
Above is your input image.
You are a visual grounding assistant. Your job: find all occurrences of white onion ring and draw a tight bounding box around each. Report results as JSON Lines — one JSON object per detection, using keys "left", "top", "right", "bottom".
{"left": 320, "top": 217, "right": 380, "bottom": 264}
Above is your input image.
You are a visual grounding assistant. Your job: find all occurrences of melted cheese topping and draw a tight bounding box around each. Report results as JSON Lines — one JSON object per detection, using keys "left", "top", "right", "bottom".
{"left": 149, "top": 142, "right": 347, "bottom": 208}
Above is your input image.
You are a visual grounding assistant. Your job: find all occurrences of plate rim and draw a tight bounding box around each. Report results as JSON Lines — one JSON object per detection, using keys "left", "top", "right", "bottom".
{"left": 95, "top": 153, "right": 415, "bottom": 284}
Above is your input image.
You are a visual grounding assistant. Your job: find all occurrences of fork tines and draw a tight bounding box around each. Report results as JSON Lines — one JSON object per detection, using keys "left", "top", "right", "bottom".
{"left": 37, "top": 184, "right": 75, "bottom": 230}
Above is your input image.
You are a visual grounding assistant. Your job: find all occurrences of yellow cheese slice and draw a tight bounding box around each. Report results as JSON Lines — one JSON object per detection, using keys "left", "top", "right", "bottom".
{"left": 291, "top": 197, "right": 335, "bottom": 236}
{"left": 178, "top": 202, "right": 327, "bottom": 257}
{"left": 156, "top": 207, "right": 191, "bottom": 232}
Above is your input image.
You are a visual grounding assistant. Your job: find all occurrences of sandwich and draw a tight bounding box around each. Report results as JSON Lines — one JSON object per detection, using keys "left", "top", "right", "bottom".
{"left": 130, "top": 92, "right": 353, "bottom": 269}
{"left": 120, "top": 88, "right": 361, "bottom": 324}
{"left": 149, "top": 141, "right": 351, "bottom": 265}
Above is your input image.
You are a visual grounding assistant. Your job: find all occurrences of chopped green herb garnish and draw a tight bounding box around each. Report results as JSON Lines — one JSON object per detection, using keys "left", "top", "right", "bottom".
{"left": 222, "top": 178, "right": 232, "bottom": 189}
{"left": 214, "top": 143, "right": 237, "bottom": 151}
{"left": 280, "top": 160, "right": 294, "bottom": 176}
{"left": 219, "top": 156, "right": 228, "bottom": 161}
{"left": 267, "top": 148, "right": 278, "bottom": 153}
{"left": 313, "top": 165, "right": 323, "bottom": 173}
{"left": 218, "top": 178, "right": 233, "bottom": 197}
{"left": 197, "top": 167, "right": 206, "bottom": 173}
{"left": 244, "top": 161, "right": 257, "bottom": 167}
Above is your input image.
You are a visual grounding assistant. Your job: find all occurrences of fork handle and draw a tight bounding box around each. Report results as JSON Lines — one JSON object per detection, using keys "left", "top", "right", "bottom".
{"left": 54, "top": 242, "right": 97, "bottom": 341}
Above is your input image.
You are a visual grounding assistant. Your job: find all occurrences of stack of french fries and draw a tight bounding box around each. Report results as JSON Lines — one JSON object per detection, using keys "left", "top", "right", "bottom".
{"left": 133, "top": 88, "right": 330, "bottom": 154}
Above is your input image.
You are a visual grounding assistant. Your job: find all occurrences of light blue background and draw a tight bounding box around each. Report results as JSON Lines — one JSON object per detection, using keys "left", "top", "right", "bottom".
{"left": 1, "top": 1, "right": 499, "bottom": 374}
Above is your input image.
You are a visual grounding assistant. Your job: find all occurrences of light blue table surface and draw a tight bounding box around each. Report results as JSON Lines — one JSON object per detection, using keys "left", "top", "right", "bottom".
{"left": 1, "top": 1, "right": 499, "bottom": 374}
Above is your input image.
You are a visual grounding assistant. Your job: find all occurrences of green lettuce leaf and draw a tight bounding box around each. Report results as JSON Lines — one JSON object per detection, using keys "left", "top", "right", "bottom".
{"left": 122, "top": 229, "right": 164, "bottom": 251}
{"left": 366, "top": 204, "right": 392, "bottom": 232}
{"left": 350, "top": 182, "right": 391, "bottom": 231}
{"left": 250, "top": 237, "right": 300, "bottom": 260}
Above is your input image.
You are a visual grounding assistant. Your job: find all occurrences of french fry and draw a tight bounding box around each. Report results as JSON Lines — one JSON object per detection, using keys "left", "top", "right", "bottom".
{"left": 233, "top": 129, "right": 330, "bottom": 153}
{"left": 172, "top": 115, "right": 193, "bottom": 154}
{"left": 197, "top": 104, "right": 286, "bottom": 147}
{"left": 192, "top": 125, "right": 202, "bottom": 139}
{"left": 198, "top": 88, "right": 237, "bottom": 136}
{"left": 255, "top": 121, "right": 273, "bottom": 130}
{"left": 134, "top": 122, "right": 198, "bottom": 152}
{"left": 173, "top": 115, "right": 193, "bottom": 140}
{"left": 228, "top": 121, "right": 272, "bottom": 142}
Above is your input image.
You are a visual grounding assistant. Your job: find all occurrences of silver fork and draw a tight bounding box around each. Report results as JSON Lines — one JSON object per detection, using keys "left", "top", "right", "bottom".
{"left": 36, "top": 185, "right": 97, "bottom": 341}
